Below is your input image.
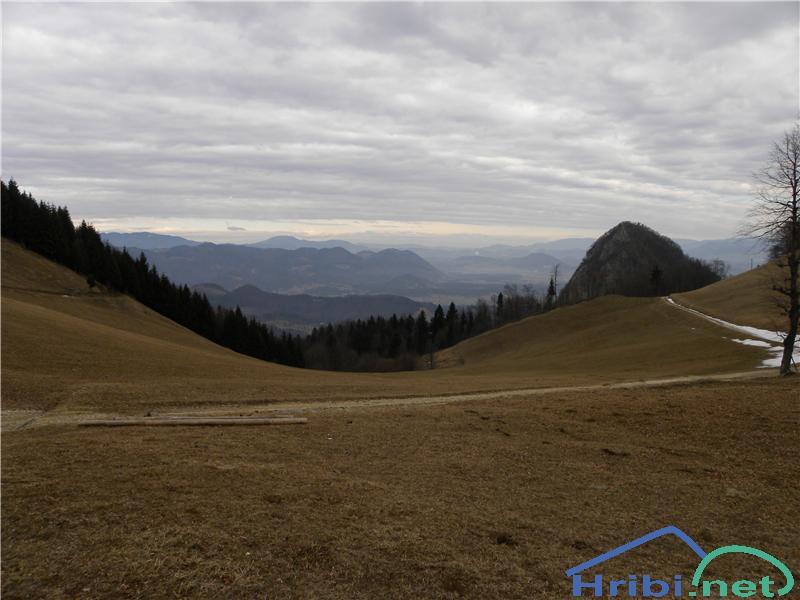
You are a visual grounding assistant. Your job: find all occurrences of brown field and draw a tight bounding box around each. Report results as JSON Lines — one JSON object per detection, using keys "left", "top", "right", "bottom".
{"left": 3, "top": 380, "right": 798, "bottom": 599}
{"left": 2, "top": 241, "right": 798, "bottom": 599}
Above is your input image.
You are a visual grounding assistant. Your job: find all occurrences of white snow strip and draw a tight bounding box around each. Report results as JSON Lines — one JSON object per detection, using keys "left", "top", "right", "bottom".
{"left": 665, "top": 297, "right": 783, "bottom": 343}
{"left": 728, "top": 338, "right": 788, "bottom": 368}
{"left": 665, "top": 297, "right": 798, "bottom": 369}
{"left": 731, "top": 338, "right": 771, "bottom": 348}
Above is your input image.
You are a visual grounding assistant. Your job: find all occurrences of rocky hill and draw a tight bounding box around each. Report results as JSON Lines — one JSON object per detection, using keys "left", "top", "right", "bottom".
{"left": 559, "top": 222, "right": 721, "bottom": 304}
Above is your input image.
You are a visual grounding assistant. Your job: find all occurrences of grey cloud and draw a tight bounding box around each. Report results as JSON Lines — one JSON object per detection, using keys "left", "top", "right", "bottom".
{"left": 2, "top": 2, "right": 798, "bottom": 241}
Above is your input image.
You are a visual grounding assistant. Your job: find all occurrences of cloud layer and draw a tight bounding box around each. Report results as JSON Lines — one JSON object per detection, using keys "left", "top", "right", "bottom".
{"left": 2, "top": 2, "right": 798, "bottom": 241}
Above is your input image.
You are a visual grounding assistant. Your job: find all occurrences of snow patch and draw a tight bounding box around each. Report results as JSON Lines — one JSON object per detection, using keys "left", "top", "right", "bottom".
{"left": 730, "top": 338, "right": 771, "bottom": 348}
{"left": 666, "top": 297, "right": 798, "bottom": 369}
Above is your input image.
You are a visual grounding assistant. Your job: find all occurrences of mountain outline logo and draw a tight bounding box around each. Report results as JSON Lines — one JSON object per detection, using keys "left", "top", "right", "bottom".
{"left": 565, "top": 525, "right": 795, "bottom": 598}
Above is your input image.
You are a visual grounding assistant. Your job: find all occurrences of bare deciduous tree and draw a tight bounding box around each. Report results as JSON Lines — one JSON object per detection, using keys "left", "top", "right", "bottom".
{"left": 709, "top": 259, "right": 729, "bottom": 280}
{"left": 552, "top": 263, "right": 560, "bottom": 296}
{"left": 747, "top": 123, "right": 799, "bottom": 375}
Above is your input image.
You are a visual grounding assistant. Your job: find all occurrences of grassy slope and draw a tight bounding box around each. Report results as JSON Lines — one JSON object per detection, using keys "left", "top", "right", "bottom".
{"left": 2, "top": 239, "right": 766, "bottom": 413}
{"left": 1, "top": 239, "right": 425, "bottom": 412}
{"left": 673, "top": 262, "right": 785, "bottom": 331}
{"left": 437, "top": 294, "right": 764, "bottom": 379}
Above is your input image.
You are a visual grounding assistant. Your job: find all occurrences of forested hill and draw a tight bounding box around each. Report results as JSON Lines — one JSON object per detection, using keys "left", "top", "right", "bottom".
{"left": 1, "top": 179, "right": 306, "bottom": 367}
{"left": 559, "top": 221, "right": 723, "bottom": 305}
{"left": 0, "top": 180, "right": 497, "bottom": 372}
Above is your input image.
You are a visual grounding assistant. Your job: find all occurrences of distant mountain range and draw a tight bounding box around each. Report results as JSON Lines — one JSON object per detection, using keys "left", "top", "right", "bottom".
{"left": 102, "top": 232, "right": 366, "bottom": 252}
{"left": 247, "top": 235, "right": 365, "bottom": 252}
{"left": 431, "top": 251, "right": 574, "bottom": 286}
{"left": 675, "top": 238, "right": 766, "bottom": 273}
{"left": 194, "top": 283, "right": 433, "bottom": 332}
{"left": 105, "top": 231, "right": 769, "bottom": 303}
{"left": 102, "top": 231, "right": 201, "bottom": 249}
{"left": 133, "top": 243, "right": 444, "bottom": 296}
{"left": 104, "top": 231, "right": 765, "bottom": 270}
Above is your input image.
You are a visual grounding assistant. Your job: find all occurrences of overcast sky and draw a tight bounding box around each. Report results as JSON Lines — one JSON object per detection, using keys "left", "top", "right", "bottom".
{"left": 2, "top": 2, "right": 798, "bottom": 245}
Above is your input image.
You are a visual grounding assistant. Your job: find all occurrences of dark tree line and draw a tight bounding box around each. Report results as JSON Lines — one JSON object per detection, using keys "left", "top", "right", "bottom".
{"left": 2, "top": 179, "right": 306, "bottom": 367}
{"left": 2, "top": 179, "right": 560, "bottom": 372}
{"left": 302, "top": 282, "right": 561, "bottom": 371}
{"left": 304, "top": 299, "right": 495, "bottom": 371}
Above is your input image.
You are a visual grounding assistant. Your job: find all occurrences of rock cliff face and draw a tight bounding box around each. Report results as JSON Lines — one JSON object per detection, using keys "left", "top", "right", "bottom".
{"left": 559, "top": 222, "right": 720, "bottom": 304}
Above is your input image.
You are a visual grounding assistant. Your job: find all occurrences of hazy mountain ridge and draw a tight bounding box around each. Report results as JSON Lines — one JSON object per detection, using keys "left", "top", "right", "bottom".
{"left": 442, "top": 251, "right": 569, "bottom": 272}
{"left": 135, "top": 243, "right": 444, "bottom": 296}
{"left": 675, "top": 238, "right": 766, "bottom": 273}
{"left": 247, "top": 235, "right": 366, "bottom": 252}
{"left": 106, "top": 232, "right": 768, "bottom": 303}
{"left": 104, "top": 231, "right": 764, "bottom": 269}
{"left": 102, "top": 231, "right": 201, "bottom": 249}
{"left": 199, "top": 283, "right": 433, "bottom": 332}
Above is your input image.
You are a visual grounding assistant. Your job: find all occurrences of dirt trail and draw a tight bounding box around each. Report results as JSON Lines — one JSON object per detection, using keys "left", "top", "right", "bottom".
{"left": 4, "top": 369, "right": 770, "bottom": 430}
{"left": 174, "top": 369, "right": 772, "bottom": 414}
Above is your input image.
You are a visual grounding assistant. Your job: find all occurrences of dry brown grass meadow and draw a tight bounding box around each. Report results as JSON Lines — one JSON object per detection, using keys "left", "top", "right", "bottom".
{"left": 2, "top": 240, "right": 798, "bottom": 599}
{"left": 3, "top": 381, "right": 798, "bottom": 599}
{"left": 673, "top": 262, "right": 786, "bottom": 332}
